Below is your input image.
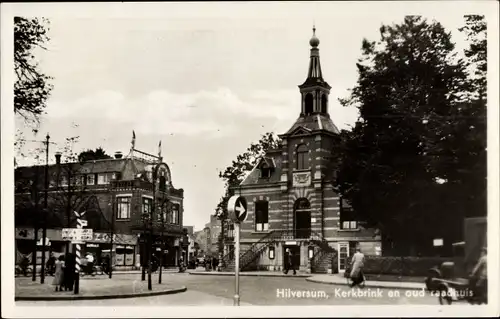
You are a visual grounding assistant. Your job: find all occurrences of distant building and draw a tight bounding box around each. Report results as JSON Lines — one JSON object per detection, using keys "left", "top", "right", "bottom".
{"left": 194, "top": 229, "right": 208, "bottom": 256}
{"left": 14, "top": 136, "right": 185, "bottom": 269}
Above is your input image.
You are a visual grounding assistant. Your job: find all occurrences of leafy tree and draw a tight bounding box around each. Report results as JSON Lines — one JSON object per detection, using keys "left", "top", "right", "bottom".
{"left": 459, "top": 15, "right": 487, "bottom": 101}
{"left": 334, "top": 16, "right": 471, "bottom": 256}
{"left": 78, "top": 147, "right": 112, "bottom": 162}
{"left": 14, "top": 17, "right": 53, "bottom": 126}
{"left": 215, "top": 132, "right": 281, "bottom": 255}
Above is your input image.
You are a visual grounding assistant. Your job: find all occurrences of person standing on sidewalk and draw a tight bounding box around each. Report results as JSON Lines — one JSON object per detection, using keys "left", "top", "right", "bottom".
{"left": 349, "top": 248, "right": 365, "bottom": 288}
{"left": 46, "top": 253, "right": 56, "bottom": 276}
{"left": 52, "top": 255, "right": 65, "bottom": 292}
{"left": 283, "top": 249, "right": 296, "bottom": 275}
{"left": 63, "top": 253, "right": 75, "bottom": 291}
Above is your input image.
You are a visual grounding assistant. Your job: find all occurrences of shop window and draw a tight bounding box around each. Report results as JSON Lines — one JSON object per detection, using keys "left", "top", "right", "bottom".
{"left": 142, "top": 197, "right": 153, "bottom": 219}
{"left": 87, "top": 174, "right": 95, "bottom": 186}
{"left": 117, "top": 196, "right": 131, "bottom": 220}
{"left": 255, "top": 201, "right": 269, "bottom": 232}
{"left": 97, "top": 173, "right": 109, "bottom": 185}
{"left": 296, "top": 144, "right": 309, "bottom": 170}
{"left": 340, "top": 197, "right": 357, "bottom": 230}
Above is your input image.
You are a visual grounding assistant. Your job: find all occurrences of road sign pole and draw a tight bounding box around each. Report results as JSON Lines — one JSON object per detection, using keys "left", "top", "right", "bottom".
{"left": 73, "top": 211, "right": 86, "bottom": 295}
{"left": 233, "top": 222, "right": 240, "bottom": 306}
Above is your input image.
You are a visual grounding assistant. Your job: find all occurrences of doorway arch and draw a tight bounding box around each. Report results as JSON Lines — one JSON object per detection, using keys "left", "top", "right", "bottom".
{"left": 294, "top": 198, "right": 311, "bottom": 239}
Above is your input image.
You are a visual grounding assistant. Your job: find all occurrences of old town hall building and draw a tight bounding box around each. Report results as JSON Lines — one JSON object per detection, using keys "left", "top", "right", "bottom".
{"left": 223, "top": 28, "right": 381, "bottom": 274}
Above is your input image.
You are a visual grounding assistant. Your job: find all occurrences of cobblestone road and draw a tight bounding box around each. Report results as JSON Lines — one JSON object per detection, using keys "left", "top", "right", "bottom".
{"left": 16, "top": 272, "right": 443, "bottom": 306}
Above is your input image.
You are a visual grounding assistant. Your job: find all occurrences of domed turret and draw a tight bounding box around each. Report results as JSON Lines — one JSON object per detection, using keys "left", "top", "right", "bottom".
{"left": 309, "top": 26, "right": 319, "bottom": 47}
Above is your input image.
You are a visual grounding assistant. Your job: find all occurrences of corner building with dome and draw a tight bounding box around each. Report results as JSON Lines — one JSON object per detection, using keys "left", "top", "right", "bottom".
{"left": 223, "top": 28, "right": 382, "bottom": 274}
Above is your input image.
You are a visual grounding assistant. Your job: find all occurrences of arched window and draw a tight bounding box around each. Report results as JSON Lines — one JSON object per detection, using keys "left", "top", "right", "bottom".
{"left": 159, "top": 175, "right": 166, "bottom": 192}
{"left": 321, "top": 94, "right": 328, "bottom": 113}
{"left": 294, "top": 198, "right": 311, "bottom": 210}
{"left": 296, "top": 144, "right": 309, "bottom": 170}
{"left": 304, "top": 93, "right": 313, "bottom": 115}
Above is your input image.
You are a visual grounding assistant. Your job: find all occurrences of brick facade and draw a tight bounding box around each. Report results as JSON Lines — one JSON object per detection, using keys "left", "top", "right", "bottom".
{"left": 14, "top": 148, "right": 186, "bottom": 268}
{"left": 225, "top": 28, "right": 381, "bottom": 273}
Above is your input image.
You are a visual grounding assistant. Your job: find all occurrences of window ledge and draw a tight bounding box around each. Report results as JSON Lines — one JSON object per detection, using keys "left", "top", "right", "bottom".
{"left": 116, "top": 219, "right": 131, "bottom": 222}
{"left": 252, "top": 231, "right": 272, "bottom": 234}
{"left": 338, "top": 229, "right": 360, "bottom": 232}
{"left": 293, "top": 169, "right": 310, "bottom": 173}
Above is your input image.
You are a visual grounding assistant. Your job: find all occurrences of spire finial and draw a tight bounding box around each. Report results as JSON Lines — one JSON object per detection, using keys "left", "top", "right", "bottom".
{"left": 309, "top": 24, "right": 319, "bottom": 48}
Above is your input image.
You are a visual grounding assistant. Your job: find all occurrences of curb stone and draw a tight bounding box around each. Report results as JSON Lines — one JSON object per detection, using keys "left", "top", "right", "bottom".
{"left": 15, "top": 286, "right": 187, "bottom": 301}
{"left": 305, "top": 277, "right": 425, "bottom": 290}
{"left": 188, "top": 271, "right": 311, "bottom": 278}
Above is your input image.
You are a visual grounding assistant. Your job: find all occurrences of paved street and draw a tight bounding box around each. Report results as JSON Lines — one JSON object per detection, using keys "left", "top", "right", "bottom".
{"left": 17, "top": 272, "right": 443, "bottom": 306}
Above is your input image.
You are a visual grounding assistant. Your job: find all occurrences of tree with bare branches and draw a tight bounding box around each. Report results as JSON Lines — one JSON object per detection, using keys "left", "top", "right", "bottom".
{"left": 14, "top": 17, "right": 53, "bottom": 127}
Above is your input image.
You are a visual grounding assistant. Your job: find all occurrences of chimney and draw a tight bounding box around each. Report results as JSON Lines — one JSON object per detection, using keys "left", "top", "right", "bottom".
{"left": 55, "top": 152, "right": 62, "bottom": 164}
{"left": 114, "top": 151, "right": 123, "bottom": 159}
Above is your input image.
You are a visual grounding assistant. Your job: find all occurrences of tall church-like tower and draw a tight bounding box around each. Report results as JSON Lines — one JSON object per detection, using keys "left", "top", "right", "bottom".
{"left": 299, "top": 26, "right": 331, "bottom": 117}
{"left": 233, "top": 27, "right": 381, "bottom": 274}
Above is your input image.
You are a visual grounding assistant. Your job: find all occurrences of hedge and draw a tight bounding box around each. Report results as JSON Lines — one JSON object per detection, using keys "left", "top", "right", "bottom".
{"left": 347, "top": 256, "right": 463, "bottom": 277}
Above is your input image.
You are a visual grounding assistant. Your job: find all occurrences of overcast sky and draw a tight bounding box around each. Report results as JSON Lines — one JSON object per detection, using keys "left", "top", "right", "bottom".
{"left": 6, "top": 2, "right": 497, "bottom": 232}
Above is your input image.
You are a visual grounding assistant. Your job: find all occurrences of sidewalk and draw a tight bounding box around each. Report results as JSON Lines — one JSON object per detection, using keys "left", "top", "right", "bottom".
{"left": 15, "top": 276, "right": 186, "bottom": 301}
{"left": 188, "top": 269, "right": 311, "bottom": 278}
{"left": 306, "top": 274, "right": 426, "bottom": 290}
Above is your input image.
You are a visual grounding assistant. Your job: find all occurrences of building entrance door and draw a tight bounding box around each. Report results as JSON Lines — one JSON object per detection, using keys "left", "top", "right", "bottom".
{"left": 294, "top": 198, "right": 311, "bottom": 239}
{"left": 283, "top": 245, "right": 300, "bottom": 270}
{"left": 338, "top": 242, "right": 350, "bottom": 274}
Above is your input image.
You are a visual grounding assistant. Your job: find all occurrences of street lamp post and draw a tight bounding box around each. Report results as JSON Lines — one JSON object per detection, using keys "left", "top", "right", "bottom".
{"left": 41, "top": 133, "right": 50, "bottom": 284}
{"left": 31, "top": 167, "right": 40, "bottom": 282}
{"left": 109, "top": 194, "right": 115, "bottom": 279}
{"left": 148, "top": 164, "right": 161, "bottom": 291}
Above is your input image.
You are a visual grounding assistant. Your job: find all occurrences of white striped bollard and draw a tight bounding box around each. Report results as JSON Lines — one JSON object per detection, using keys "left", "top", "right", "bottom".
{"left": 74, "top": 210, "right": 86, "bottom": 294}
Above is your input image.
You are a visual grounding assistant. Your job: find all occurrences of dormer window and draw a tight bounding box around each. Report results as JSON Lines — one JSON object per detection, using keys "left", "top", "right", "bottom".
{"left": 260, "top": 164, "right": 271, "bottom": 179}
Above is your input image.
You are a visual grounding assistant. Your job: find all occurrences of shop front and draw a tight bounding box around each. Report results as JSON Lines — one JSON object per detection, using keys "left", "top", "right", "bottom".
{"left": 84, "top": 232, "right": 138, "bottom": 270}
{"left": 15, "top": 227, "right": 66, "bottom": 265}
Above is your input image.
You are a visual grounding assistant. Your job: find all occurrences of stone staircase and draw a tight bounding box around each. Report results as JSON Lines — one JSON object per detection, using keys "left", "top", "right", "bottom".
{"left": 310, "top": 230, "right": 338, "bottom": 274}
{"left": 220, "top": 229, "right": 338, "bottom": 273}
{"left": 221, "top": 230, "right": 284, "bottom": 272}
{"left": 311, "top": 249, "right": 336, "bottom": 273}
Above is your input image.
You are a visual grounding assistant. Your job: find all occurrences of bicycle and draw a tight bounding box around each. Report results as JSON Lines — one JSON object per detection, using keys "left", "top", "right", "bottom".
{"left": 344, "top": 265, "right": 366, "bottom": 288}
{"left": 81, "top": 264, "right": 104, "bottom": 276}
{"left": 15, "top": 265, "right": 33, "bottom": 277}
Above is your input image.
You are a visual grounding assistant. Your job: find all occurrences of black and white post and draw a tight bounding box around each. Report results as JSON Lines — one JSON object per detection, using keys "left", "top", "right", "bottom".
{"left": 227, "top": 195, "right": 247, "bottom": 307}
{"left": 74, "top": 210, "right": 86, "bottom": 294}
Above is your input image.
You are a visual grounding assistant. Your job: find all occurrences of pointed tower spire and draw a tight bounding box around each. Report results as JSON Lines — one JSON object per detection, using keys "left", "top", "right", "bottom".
{"left": 298, "top": 26, "right": 332, "bottom": 117}
{"left": 306, "top": 25, "right": 323, "bottom": 81}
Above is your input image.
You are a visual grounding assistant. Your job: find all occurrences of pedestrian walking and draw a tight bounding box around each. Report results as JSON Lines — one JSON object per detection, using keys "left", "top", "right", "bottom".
{"left": 63, "top": 253, "right": 75, "bottom": 291}
{"left": 52, "top": 255, "right": 65, "bottom": 292}
{"left": 349, "top": 247, "right": 365, "bottom": 288}
{"left": 46, "top": 253, "right": 56, "bottom": 276}
{"left": 283, "top": 248, "right": 296, "bottom": 275}
{"left": 211, "top": 256, "right": 217, "bottom": 271}
{"left": 85, "top": 253, "right": 95, "bottom": 275}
